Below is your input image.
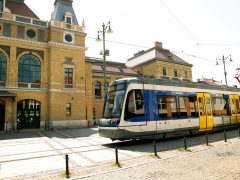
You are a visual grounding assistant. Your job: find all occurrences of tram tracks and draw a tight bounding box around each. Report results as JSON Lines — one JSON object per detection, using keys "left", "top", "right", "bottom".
{"left": 0, "top": 130, "right": 139, "bottom": 165}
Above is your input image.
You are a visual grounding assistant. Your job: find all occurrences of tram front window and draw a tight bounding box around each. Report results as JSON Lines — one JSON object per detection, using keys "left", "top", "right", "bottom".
{"left": 103, "top": 90, "right": 125, "bottom": 119}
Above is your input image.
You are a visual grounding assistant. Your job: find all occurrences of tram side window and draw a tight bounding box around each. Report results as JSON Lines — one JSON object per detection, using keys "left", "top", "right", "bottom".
{"left": 236, "top": 99, "right": 240, "bottom": 113}
{"left": 158, "top": 96, "right": 167, "bottom": 117}
{"left": 157, "top": 96, "right": 177, "bottom": 118}
{"left": 189, "top": 96, "right": 197, "bottom": 117}
{"left": 198, "top": 97, "right": 205, "bottom": 116}
{"left": 230, "top": 99, "right": 236, "bottom": 114}
{"left": 135, "top": 90, "right": 144, "bottom": 114}
{"left": 169, "top": 96, "right": 178, "bottom": 118}
{"left": 212, "top": 97, "right": 228, "bottom": 116}
{"left": 205, "top": 98, "right": 212, "bottom": 115}
{"left": 124, "top": 90, "right": 144, "bottom": 119}
{"left": 179, "top": 96, "right": 188, "bottom": 117}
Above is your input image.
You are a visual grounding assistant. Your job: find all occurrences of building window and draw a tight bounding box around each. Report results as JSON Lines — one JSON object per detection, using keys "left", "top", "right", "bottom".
{"left": 184, "top": 71, "right": 188, "bottom": 79}
{"left": 174, "top": 69, "right": 178, "bottom": 78}
{"left": 66, "top": 103, "right": 71, "bottom": 115}
{"left": 0, "top": 0, "right": 4, "bottom": 12}
{"left": 162, "top": 67, "right": 166, "bottom": 76}
{"left": 64, "top": 34, "right": 73, "bottom": 43}
{"left": 17, "top": 26, "right": 25, "bottom": 39}
{"left": 3, "top": 23, "right": 11, "bottom": 37}
{"left": 26, "top": 29, "right": 36, "bottom": 38}
{"left": 0, "top": 52, "right": 6, "bottom": 83}
{"left": 95, "top": 81, "right": 101, "bottom": 99}
{"left": 64, "top": 68, "right": 73, "bottom": 88}
{"left": 18, "top": 54, "right": 41, "bottom": 86}
{"left": 66, "top": 17, "right": 72, "bottom": 24}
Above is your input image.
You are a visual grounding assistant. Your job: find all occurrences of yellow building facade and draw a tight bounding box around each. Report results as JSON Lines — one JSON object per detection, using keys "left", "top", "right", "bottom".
{"left": 0, "top": 0, "right": 93, "bottom": 130}
{"left": 0, "top": 0, "right": 193, "bottom": 131}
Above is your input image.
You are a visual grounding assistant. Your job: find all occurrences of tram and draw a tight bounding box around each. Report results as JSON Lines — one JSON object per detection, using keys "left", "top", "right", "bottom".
{"left": 98, "top": 77, "right": 240, "bottom": 140}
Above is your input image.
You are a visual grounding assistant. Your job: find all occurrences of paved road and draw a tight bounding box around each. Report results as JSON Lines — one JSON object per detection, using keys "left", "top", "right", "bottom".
{"left": 0, "top": 128, "right": 239, "bottom": 179}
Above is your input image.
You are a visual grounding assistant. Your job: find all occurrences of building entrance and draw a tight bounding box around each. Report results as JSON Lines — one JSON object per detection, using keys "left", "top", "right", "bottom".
{"left": 17, "top": 99, "right": 40, "bottom": 129}
{"left": 0, "top": 100, "right": 5, "bottom": 130}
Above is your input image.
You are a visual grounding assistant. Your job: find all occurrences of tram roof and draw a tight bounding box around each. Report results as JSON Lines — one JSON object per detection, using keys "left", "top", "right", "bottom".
{"left": 114, "top": 77, "right": 240, "bottom": 92}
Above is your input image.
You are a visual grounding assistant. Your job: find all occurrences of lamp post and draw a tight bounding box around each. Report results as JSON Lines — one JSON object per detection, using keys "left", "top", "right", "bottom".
{"left": 216, "top": 55, "right": 233, "bottom": 86}
{"left": 96, "top": 21, "right": 113, "bottom": 98}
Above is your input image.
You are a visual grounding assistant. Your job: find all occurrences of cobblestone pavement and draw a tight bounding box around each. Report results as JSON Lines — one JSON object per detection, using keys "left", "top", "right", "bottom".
{"left": 71, "top": 138, "right": 240, "bottom": 180}
{"left": 1, "top": 129, "right": 240, "bottom": 180}
{"left": 4, "top": 136, "right": 240, "bottom": 180}
{"left": 73, "top": 138, "right": 240, "bottom": 180}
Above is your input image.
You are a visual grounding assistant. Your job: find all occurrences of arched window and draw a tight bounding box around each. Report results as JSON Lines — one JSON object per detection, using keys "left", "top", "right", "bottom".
{"left": 0, "top": 52, "right": 7, "bottom": 83}
{"left": 95, "top": 81, "right": 101, "bottom": 99}
{"left": 18, "top": 54, "right": 41, "bottom": 84}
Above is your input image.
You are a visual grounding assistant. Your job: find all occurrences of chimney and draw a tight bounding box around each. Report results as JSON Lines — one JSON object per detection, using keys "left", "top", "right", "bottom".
{"left": 155, "top": 41, "right": 162, "bottom": 48}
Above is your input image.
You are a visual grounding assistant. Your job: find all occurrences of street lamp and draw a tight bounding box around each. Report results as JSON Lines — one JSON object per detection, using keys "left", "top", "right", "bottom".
{"left": 216, "top": 55, "right": 233, "bottom": 86}
{"left": 96, "top": 21, "right": 113, "bottom": 98}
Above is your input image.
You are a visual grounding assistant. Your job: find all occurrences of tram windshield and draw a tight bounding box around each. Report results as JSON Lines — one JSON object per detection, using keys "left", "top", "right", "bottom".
{"left": 103, "top": 83, "right": 127, "bottom": 119}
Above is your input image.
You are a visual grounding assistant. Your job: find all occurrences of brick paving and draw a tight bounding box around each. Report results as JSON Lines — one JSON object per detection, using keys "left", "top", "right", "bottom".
{"left": 75, "top": 138, "right": 240, "bottom": 180}
{"left": 4, "top": 137, "right": 239, "bottom": 180}
{"left": 1, "top": 128, "right": 240, "bottom": 180}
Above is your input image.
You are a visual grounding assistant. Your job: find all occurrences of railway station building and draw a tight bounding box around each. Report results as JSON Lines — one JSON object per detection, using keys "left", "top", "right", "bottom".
{"left": 0, "top": 0, "right": 192, "bottom": 131}
{"left": 126, "top": 41, "right": 192, "bottom": 81}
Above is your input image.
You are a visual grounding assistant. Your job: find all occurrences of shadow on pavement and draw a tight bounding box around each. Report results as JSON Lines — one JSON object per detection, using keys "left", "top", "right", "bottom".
{"left": 103, "top": 129, "right": 239, "bottom": 154}
{"left": 0, "top": 127, "right": 99, "bottom": 140}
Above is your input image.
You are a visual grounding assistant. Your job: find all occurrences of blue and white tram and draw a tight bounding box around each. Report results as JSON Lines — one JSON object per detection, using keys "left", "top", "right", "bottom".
{"left": 98, "top": 77, "right": 240, "bottom": 140}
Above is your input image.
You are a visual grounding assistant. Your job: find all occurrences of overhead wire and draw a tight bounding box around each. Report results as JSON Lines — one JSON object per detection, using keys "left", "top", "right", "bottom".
{"left": 86, "top": 36, "right": 150, "bottom": 49}
{"left": 173, "top": 51, "right": 239, "bottom": 68}
{"left": 87, "top": 35, "right": 239, "bottom": 68}
{"left": 159, "top": 0, "right": 198, "bottom": 44}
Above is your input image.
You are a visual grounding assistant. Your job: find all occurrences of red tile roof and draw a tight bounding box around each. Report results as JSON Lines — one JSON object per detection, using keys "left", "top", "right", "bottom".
{"left": 92, "top": 65, "right": 102, "bottom": 71}
{"left": 106, "top": 66, "right": 121, "bottom": 73}
{"left": 122, "top": 68, "right": 137, "bottom": 74}
{"left": 6, "top": 0, "right": 39, "bottom": 19}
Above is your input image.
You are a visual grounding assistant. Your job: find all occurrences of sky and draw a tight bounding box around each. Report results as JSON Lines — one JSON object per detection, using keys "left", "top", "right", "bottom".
{"left": 25, "top": 0, "right": 240, "bottom": 86}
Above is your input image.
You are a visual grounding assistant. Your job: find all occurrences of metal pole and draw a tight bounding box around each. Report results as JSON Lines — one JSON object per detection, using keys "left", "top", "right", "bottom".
{"left": 184, "top": 137, "right": 187, "bottom": 150}
{"left": 238, "top": 116, "right": 240, "bottom": 138}
{"left": 115, "top": 147, "right": 120, "bottom": 167}
{"left": 224, "top": 126, "right": 227, "bottom": 142}
{"left": 238, "top": 123, "right": 240, "bottom": 138}
{"left": 222, "top": 55, "right": 228, "bottom": 86}
{"left": 65, "top": 154, "right": 70, "bottom": 178}
{"left": 102, "top": 23, "right": 107, "bottom": 99}
{"left": 153, "top": 141, "right": 157, "bottom": 157}
{"left": 205, "top": 132, "right": 209, "bottom": 146}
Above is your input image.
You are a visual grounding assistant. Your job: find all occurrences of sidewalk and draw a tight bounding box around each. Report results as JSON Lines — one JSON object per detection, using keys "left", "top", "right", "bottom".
{"left": 4, "top": 136, "right": 240, "bottom": 180}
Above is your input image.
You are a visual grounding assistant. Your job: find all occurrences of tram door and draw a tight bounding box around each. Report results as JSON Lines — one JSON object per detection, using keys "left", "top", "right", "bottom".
{"left": 229, "top": 95, "right": 240, "bottom": 124}
{"left": 197, "top": 93, "right": 213, "bottom": 131}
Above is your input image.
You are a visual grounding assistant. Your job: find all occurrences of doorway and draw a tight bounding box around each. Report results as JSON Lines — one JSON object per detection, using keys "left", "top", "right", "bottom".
{"left": 17, "top": 99, "right": 41, "bottom": 129}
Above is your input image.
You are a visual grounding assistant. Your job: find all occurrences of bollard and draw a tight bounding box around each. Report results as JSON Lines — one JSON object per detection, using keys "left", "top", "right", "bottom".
{"left": 238, "top": 123, "right": 240, "bottom": 138}
{"left": 153, "top": 141, "right": 157, "bottom": 157}
{"left": 205, "top": 132, "right": 209, "bottom": 146}
{"left": 184, "top": 137, "right": 187, "bottom": 150}
{"left": 65, "top": 154, "right": 70, "bottom": 178}
{"left": 17, "top": 121, "right": 19, "bottom": 134}
{"left": 224, "top": 127, "right": 227, "bottom": 142}
{"left": 115, "top": 147, "right": 120, "bottom": 167}
{"left": 238, "top": 118, "right": 240, "bottom": 138}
